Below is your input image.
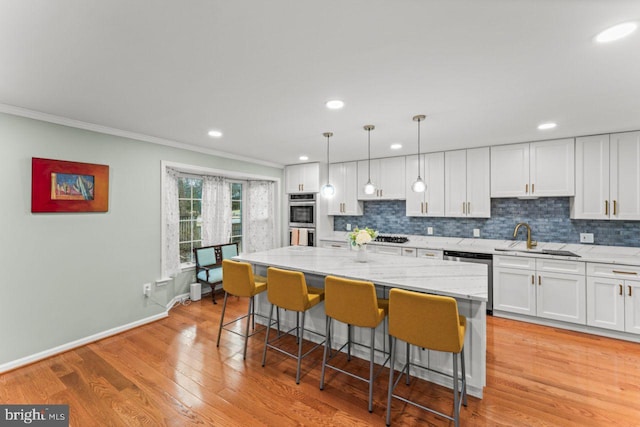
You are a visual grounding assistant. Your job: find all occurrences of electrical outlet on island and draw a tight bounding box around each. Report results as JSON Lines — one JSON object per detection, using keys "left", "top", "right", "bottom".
{"left": 346, "top": 223, "right": 351, "bottom": 231}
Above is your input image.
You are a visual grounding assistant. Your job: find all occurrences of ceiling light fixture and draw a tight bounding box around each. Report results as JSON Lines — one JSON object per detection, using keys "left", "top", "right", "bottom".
{"left": 320, "top": 132, "right": 335, "bottom": 198}
{"left": 411, "top": 115, "right": 427, "bottom": 193}
{"left": 595, "top": 22, "right": 637, "bottom": 43}
{"left": 390, "top": 143, "right": 402, "bottom": 150}
{"left": 207, "top": 130, "right": 223, "bottom": 138}
{"left": 325, "top": 99, "right": 345, "bottom": 110}
{"left": 363, "top": 125, "right": 376, "bottom": 195}
{"left": 299, "top": 155, "right": 309, "bottom": 161}
{"left": 537, "top": 122, "right": 557, "bottom": 130}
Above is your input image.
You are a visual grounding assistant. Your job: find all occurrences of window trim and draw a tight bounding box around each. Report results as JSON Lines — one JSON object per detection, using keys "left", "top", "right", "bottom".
{"left": 161, "top": 160, "right": 282, "bottom": 277}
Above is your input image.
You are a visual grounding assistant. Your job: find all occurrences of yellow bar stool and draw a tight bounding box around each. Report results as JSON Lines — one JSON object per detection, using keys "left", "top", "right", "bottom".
{"left": 320, "top": 276, "right": 390, "bottom": 413}
{"left": 216, "top": 259, "right": 268, "bottom": 360}
{"left": 385, "top": 289, "right": 467, "bottom": 427}
{"left": 262, "top": 267, "right": 325, "bottom": 384}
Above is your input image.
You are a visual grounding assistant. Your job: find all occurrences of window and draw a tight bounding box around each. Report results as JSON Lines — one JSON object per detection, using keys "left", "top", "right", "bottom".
{"left": 230, "top": 182, "right": 243, "bottom": 252}
{"left": 178, "top": 177, "right": 203, "bottom": 263}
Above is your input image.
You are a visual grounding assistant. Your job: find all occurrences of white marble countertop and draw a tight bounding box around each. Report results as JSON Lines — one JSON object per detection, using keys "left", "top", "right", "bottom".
{"left": 319, "top": 232, "right": 640, "bottom": 266}
{"left": 235, "top": 246, "right": 488, "bottom": 302}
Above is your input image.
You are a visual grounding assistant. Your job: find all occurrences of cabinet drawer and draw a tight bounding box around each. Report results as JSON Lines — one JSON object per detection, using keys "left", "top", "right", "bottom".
{"left": 587, "top": 263, "right": 640, "bottom": 279}
{"left": 372, "top": 245, "right": 403, "bottom": 256}
{"left": 401, "top": 247, "right": 418, "bottom": 257}
{"left": 417, "top": 249, "right": 444, "bottom": 260}
{"left": 494, "top": 255, "right": 535, "bottom": 270}
{"left": 536, "top": 259, "right": 585, "bottom": 275}
{"left": 321, "top": 241, "right": 349, "bottom": 250}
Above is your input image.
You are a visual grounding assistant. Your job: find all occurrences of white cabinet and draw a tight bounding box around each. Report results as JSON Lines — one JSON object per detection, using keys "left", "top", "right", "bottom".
{"left": 444, "top": 148, "right": 491, "bottom": 218}
{"left": 327, "top": 162, "right": 363, "bottom": 216}
{"left": 357, "top": 157, "right": 406, "bottom": 200}
{"left": 572, "top": 131, "right": 640, "bottom": 220}
{"left": 319, "top": 240, "right": 349, "bottom": 250}
{"left": 491, "top": 139, "right": 575, "bottom": 198}
{"left": 417, "top": 248, "right": 444, "bottom": 260}
{"left": 586, "top": 263, "right": 640, "bottom": 334}
{"left": 369, "top": 245, "right": 402, "bottom": 256}
{"left": 493, "top": 255, "right": 586, "bottom": 324}
{"left": 285, "top": 163, "right": 320, "bottom": 194}
{"left": 405, "top": 153, "right": 445, "bottom": 217}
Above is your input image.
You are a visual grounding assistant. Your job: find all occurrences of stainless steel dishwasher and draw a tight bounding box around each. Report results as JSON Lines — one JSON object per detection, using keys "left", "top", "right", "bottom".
{"left": 443, "top": 250, "right": 493, "bottom": 314}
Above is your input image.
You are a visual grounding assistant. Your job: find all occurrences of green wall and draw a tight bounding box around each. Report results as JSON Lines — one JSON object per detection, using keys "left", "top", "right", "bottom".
{"left": 0, "top": 112, "right": 283, "bottom": 367}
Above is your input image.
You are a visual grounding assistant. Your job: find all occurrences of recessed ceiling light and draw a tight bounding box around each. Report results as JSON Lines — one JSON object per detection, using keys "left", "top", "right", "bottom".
{"left": 538, "top": 122, "right": 557, "bottom": 130}
{"left": 299, "top": 155, "right": 309, "bottom": 161}
{"left": 207, "top": 130, "right": 223, "bottom": 138}
{"left": 390, "top": 143, "right": 403, "bottom": 150}
{"left": 595, "top": 22, "right": 637, "bottom": 43}
{"left": 325, "top": 99, "right": 344, "bottom": 110}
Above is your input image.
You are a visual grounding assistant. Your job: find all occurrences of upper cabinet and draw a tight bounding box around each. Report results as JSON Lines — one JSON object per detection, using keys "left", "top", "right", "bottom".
{"left": 285, "top": 163, "right": 320, "bottom": 194}
{"left": 357, "top": 157, "right": 406, "bottom": 200}
{"left": 327, "top": 162, "right": 363, "bottom": 216}
{"left": 405, "top": 152, "right": 445, "bottom": 217}
{"left": 491, "top": 138, "right": 575, "bottom": 198}
{"left": 571, "top": 131, "right": 640, "bottom": 220}
{"left": 444, "top": 147, "right": 491, "bottom": 218}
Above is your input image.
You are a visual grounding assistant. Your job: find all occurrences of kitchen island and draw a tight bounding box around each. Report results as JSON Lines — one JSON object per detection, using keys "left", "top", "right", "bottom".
{"left": 235, "top": 245, "right": 488, "bottom": 398}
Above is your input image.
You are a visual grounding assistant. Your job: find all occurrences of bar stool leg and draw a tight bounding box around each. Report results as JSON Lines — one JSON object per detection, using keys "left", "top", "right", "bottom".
{"left": 216, "top": 292, "right": 229, "bottom": 348}
{"left": 320, "top": 316, "right": 331, "bottom": 390}
{"left": 250, "top": 296, "right": 256, "bottom": 330}
{"left": 386, "top": 336, "right": 396, "bottom": 426}
{"left": 405, "top": 342, "right": 411, "bottom": 385}
{"left": 296, "top": 311, "right": 306, "bottom": 384}
{"left": 453, "top": 352, "right": 459, "bottom": 427}
{"left": 368, "top": 327, "right": 375, "bottom": 413}
{"left": 347, "top": 324, "right": 352, "bottom": 361}
{"left": 262, "top": 304, "right": 274, "bottom": 367}
{"left": 461, "top": 346, "right": 468, "bottom": 406}
{"left": 243, "top": 296, "right": 253, "bottom": 360}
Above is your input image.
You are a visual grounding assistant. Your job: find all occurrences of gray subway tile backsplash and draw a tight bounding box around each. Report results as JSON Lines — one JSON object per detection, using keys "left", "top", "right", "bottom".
{"left": 333, "top": 198, "right": 640, "bottom": 247}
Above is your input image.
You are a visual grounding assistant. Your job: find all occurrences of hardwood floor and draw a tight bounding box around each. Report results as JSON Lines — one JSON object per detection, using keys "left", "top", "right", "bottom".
{"left": 3, "top": 297, "right": 640, "bottom": 426}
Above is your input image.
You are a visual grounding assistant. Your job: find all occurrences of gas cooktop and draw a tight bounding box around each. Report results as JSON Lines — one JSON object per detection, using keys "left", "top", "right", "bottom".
{"left": 374, "top": 235, "right": 409, "bottom": 244}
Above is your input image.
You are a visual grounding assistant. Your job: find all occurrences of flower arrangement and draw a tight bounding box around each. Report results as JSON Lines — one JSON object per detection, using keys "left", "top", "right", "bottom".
{"left": 348, "top": 227, "right": 378, "bottom": 248}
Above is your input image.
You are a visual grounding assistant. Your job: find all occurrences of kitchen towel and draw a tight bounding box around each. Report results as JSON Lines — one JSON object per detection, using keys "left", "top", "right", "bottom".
{"left": 298, "top": 228, "right": 308, "bottom": 246}
{"left": 291, "top": 228, "right": 300, "bottom": 246}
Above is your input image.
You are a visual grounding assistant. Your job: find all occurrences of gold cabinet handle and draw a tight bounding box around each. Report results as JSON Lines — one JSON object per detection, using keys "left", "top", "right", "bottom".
{"left": 629, "top": 285, "right": 633, "bottom": 297}
{"left": 613, "top": 200, "right": 617, "bottom": 215}
{"left": 462, "top": 202, "right": 466, "bottom": 214}
{"left": 405, "top": 249, "right": 414, "bottom": 254}
{"left": 605, "top": 200, "right": 609, "bottom": 215}
{"left": 619, "top": 284, "right": 623, "bottom": 296}
{"left": 613, "top": 270, "right": 638, "bottom": 275}
{"left": 467, "top": 202, "right": 471, "bottom": 214}
{"left": 423, "top": 253, "right": 435, "bottom": 257}
{"left": 525, "top": 183, "right": 528, "bottom": 194}
{"left": 532, "top": 183, "right": 535, "bottom": 194}
{"left": 538, "top": 275, "right": 541, "bottom": 286}
{"left": 531, "top": 275, "right": 535, "bottom": 285}
{"left": 425, "top": 202, "right": 428, "bottom": 214}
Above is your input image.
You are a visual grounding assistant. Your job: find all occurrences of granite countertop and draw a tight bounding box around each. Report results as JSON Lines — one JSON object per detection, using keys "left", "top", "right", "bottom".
{"left": 235, "top": 246, "right": 488, "bottom": 302}
{"left": 319, "top": 232, "right": 640, "bottom": 266}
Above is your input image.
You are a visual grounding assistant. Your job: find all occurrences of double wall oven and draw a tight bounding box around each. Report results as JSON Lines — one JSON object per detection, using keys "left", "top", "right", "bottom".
{"left": 288, "top": 193, "right": 316, "bottom": 246}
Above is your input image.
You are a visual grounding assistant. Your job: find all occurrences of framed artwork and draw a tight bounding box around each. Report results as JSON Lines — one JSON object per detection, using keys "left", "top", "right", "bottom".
{"left": 32, "top": 158, "right": 109, "bottom": 213}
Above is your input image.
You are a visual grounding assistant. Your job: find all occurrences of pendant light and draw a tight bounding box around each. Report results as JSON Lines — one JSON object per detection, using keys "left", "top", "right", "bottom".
{"left": 320, "top": 132, "right": 335, "bottom": 198}
{"left": 411, "top": 115, "right": 427, "bottom": 193}
{"left": 363, "top": 125, "right": 376, "bottom": 195}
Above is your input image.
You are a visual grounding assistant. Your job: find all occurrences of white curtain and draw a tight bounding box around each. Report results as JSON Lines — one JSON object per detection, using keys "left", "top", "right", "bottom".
{"left": 164, "top": 168, "right": 181, "bottom": 277}
{"left": 245, "top": 180, "right": 276, "bottom": 253}
{"left": 201, "top": 175, "right": 231, "bottom": 246}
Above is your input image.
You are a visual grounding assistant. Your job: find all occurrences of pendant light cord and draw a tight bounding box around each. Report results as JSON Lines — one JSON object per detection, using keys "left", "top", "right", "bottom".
{"left": 367, "top": 128, "right": 371, "bottom": 180}
{"left": 417, "top": 117, "right": 421, "bottom": 177}
{"left": 326, "top": 134, "right": 330, "bottom": 180}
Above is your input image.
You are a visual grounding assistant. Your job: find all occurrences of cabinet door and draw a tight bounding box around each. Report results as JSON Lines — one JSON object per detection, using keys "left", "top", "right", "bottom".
{"left": 341, "top": 162, "right": 362, "bottom": 215}
{"left": 378, "top": 157, "right": 406, "bottom": 199}
{"left": 466, "top": 147, "right": 491, "bottom": 218}
{"left": 405, "top": 155, "right": 426, "bottom": 216}
{"left": 327, "top": 163, "right": 343, "bottom": 215}
{"left": 530, "top": 138, "right": 575, "bottom": 197}
{"left": 611, "top": 131, "right": 640, "bottom": 220}
{"left": 406, "top": 153, "right": 444, "bottom": 217}
{"left": 493, "top": 266, "right": 536, "bottom": 315}
{"left": 357, "top": 159, "right": 379, "bottom": 200}
{"left": 285, "top": 163, "right": 320, "bottom": 193}
{"left": 624, "top": 280, "right": 640, "bottom": 334}
{"left": 537, "top": 272, "right": 586, "bottom": 324}
{"left": 586, "top": 276, "right": 624, "bottom": 331}
{"left": 444, "top": 150, "right": 467, "bottom": 217}
{"left": 490, "top": 143, "right": 529, "bottom": 197}
{"left": 571, "top": 135, "right": 610, "bottom": 219}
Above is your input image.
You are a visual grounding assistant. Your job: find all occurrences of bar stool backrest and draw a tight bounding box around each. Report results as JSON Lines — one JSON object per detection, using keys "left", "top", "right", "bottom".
{"left": 388, "top": 288, "right": 465, "bottom": 353}
{"left": 266, "top": 267, "right": 311, "bottom": 312}
{"left": 222, "top": 259, "right": 257, "bottom": 297}
{"left": 325, "top": 276, "right": 384, "bottom": 328}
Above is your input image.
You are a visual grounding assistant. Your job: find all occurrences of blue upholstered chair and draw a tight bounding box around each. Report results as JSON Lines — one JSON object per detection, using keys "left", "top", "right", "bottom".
{"left": 194, "top": 243, "right": 238, "bottom": 304}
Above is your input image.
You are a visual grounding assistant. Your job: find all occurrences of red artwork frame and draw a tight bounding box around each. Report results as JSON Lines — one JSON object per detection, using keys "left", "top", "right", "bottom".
{"left": 32, "top": 158, "right": 109, "bottom": 213}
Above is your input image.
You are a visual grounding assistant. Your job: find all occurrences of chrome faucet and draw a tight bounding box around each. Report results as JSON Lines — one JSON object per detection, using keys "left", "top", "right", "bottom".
{"left": 513, "top": 222, "right": 537, "bottom": 250}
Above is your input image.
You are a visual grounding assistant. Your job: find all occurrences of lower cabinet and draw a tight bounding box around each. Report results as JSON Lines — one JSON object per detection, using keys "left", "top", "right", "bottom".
{"left": 586, "top": 263, "right": 640, "bottom": 335}
{"left": 493, "top": 255, "right": 586, "bottom": 324}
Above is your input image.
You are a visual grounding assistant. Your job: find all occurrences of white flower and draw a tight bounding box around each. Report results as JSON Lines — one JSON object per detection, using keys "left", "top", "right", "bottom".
{"left": 355, "top": 230, "right": 372, "bottom": 245}
{"left": 349, "top": 227, "right": 377, "bottom": 247}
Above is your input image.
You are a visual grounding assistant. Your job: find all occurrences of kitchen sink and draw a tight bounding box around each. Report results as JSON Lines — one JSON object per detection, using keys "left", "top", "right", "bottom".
{"left": 540, "top": 249, "right": 580, "bottom": 257}
{"left": 494, "top": 247, "right": 580, "bottom": 257}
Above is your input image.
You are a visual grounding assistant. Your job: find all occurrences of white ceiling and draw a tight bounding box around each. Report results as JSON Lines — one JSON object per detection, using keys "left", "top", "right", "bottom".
{"left": 2, "top": 0, "right": 640, "bottom": 168}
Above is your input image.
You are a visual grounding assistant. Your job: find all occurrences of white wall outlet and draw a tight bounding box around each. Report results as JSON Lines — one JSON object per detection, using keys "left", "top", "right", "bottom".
{"left": 580, "top": 233, "right": 594, "bottom": 244}
{"left": 427, "top": 227, "right": 433, "bottom": 235}
{"left": 473, "top": 228, "right": 481, "bottom": 238}
{"left": 143, "top": 283, "right": 151, "bottom": 297}
{"left": 346, "top": 223, "right": 351, "bottom": 231}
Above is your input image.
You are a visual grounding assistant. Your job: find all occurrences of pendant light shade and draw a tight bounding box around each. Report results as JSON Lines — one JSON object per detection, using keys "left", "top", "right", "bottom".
{"left": 411, "top": 115, "right": 427, "bottom": 193}
{"left": 363, "top": 125, "right": 376, "bottom": 195}
{"left": 320, "top": 132, "right": 335, "bottom": 198}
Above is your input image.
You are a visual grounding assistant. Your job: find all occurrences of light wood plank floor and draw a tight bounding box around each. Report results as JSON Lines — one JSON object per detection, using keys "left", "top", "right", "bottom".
{"left": 2, "top": 296, "right": 640, "bottom": 426}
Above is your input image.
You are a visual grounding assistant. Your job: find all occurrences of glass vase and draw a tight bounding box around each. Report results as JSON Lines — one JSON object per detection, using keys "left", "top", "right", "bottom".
{"left": 356, "top": 245, "right": 367, "bottom": 262}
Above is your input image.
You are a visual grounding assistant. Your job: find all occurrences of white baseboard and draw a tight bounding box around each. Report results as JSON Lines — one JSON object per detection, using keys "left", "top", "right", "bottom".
{"left": 166, "top": 292, "right": 191, "bottom": 309}
{"left": 0, "top": 312, "right": 169, "bottom": 374}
